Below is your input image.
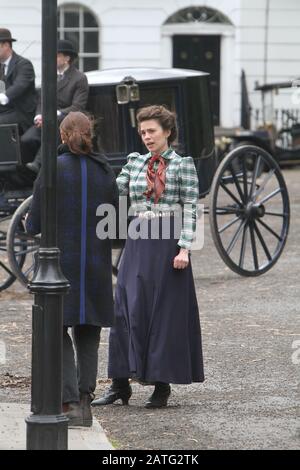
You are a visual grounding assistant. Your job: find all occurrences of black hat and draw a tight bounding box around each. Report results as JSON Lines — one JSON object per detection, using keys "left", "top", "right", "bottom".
{"left": 57, "top": 39, "right": 78, "bottom": 58}
{"left": 0, "top": 28, "right": 17, "bottom": 42}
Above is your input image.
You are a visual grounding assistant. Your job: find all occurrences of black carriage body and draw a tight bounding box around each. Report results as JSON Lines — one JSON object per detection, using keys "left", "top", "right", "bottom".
{"left": 86, "top": 68, "right": 216, "bottom": 198}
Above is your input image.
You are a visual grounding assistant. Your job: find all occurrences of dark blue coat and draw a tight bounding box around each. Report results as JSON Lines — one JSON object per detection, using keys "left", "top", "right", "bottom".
{"left": 26, "top": 151, "right": 118, "bottom": 327}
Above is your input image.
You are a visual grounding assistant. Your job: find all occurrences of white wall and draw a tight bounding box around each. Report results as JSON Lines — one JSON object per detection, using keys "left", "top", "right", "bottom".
{"left": 0, "top": 0, "right": 42, "bottom": 80}
{"left": 1, "top": 0, "right": 300, "bottom": 126}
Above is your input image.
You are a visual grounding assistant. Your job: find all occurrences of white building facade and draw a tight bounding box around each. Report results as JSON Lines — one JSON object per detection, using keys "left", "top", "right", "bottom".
{"left": 1, "top": 0, "right": 300, "bottom": 127}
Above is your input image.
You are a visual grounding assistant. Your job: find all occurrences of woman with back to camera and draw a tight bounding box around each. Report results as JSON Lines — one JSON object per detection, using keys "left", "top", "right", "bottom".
{"left": 26, "top": 111, "right": 118, "bottom": 426}
{"left": 92, "top": 105, "right": 204, "bottom": 409}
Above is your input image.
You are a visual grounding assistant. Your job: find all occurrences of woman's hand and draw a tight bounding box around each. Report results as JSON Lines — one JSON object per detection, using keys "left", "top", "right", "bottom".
{"left": 173, "top": 248, "right": 189, "bottom": 269}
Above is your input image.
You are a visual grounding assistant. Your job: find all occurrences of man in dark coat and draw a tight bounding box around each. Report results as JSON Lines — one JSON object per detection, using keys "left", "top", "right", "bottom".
{"left": 21, "top": 39, "right": 89, "bottom": 170}
{"left": 0, "top": 28, "right": 37, "bottom": 133}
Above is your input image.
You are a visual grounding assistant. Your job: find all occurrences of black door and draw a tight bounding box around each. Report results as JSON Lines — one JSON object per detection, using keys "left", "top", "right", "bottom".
{"left": 173, "top": 35, "right": 220, "bottom": 125}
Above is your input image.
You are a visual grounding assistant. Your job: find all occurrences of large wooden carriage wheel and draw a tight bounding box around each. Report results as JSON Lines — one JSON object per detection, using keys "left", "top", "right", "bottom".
{"left": 209, "top": 145, "right": 290, "bottom": 276}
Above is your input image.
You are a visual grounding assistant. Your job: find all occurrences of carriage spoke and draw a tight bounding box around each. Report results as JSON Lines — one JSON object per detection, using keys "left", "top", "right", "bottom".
{"left": 23, "top": 263, "right": 35, "bottom": 277}
{"left": 253, "top": 168, "right": 276, "bottom": 200}
{"left": 264, "top": 211, "right": 288, "bottom": 217}
{"left": 249, "top": 223, "right": 259, "bottom": 270}
{"left": 218, "top": 216, "right": 241, "bottom": 234}
{"left": 221, "top": 172, "right": 243, "bottom": 183}
{"left": 238, "top": 223, "right": 248, "bottom": 269}
{"left": 13, "top": 246, "right": 38, "bottom": 257}
{"left": 250, "top": 155, "right": 262, "bottom": 199}
{"left": 253, "top": 221, "right": 272, "bottom": 261}
{"left": 258, "top": 187, "right": 282, "bottom": 205}
{"left": 0, "top": 260, "right": 15, "bottom": 277}
{"left": 226, "top": 219, "right": 246, "bottom": 255}
{"left": 220, "top": 182, "right": 243, "bottom": 207}
{"left": 256, "top": 218, "right": 283, "bottom": 242}
{"left": 216, "top": 206, "right": 243, "bottom": 215}
{"left": 12, "top": 241, "right": 38, "bottom": 248}
{"left": 242, "top": 159, "right": 248, "bottom": 201}
{"left": 229, "top": 163, "right": 246, "bottom": 203}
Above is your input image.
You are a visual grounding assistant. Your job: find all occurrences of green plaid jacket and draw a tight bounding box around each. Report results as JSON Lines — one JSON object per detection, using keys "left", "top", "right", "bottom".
{"left": 116, "top": 148, "right": 199, "bottom": 249}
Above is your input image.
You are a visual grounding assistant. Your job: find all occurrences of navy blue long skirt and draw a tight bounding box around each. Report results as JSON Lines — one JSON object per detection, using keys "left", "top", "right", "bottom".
{"left": 108, "top": 216, "right": 205, "bottom": 384}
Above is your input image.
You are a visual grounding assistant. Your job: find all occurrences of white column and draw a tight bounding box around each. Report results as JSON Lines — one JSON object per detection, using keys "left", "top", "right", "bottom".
{"left": 220, "top": 32, "right": 235, "bottom": 127}
{"left": 161, "top": 32, "right": 172, "bottom": 68}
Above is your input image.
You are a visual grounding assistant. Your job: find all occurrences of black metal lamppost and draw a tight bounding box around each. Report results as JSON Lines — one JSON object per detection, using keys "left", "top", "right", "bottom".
{"left": 26, "top": 0, "right": 70, "bottom": 450}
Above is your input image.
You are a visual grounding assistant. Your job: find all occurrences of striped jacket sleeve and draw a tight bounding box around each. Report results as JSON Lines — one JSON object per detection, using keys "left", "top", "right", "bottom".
{"left": 178, "top": 156, "right": 199, "bottom": 250}
{"left": 116, "top": 152, "right": 140, "bottom": 195}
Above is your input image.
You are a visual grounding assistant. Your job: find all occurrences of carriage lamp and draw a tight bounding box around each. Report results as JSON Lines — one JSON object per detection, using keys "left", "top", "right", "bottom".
{"left": 116, "top": 76, "right": 140, "bottom": 104}
{"left": 129, "top": 82, "right": 140, "bottom": 102}
{"left": 116, "top": 83, "right": 130, "bottom": 104}
{"left": 116, "top": 76, "right": 140, "bottom": 128}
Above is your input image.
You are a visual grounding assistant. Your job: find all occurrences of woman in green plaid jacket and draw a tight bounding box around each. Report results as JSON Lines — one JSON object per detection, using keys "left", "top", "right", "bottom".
{"left": 92, "top": 105, "right": 204, "bottom": 409}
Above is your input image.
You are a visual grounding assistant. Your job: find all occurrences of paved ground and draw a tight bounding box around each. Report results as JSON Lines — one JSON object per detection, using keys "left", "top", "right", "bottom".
{"left": 0, "top": 403, "right": 113, "bottom": 450}
{"left": 0, "top": 167, "right": 299, "bottom": 450}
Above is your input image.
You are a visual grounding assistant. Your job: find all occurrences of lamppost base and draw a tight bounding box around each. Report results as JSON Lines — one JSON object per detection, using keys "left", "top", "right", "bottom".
{"left": 26, "top": 413, "right": 68, "bottom": 450}
{"left": 28, "top": 248, "right": 70, "bottom": 294}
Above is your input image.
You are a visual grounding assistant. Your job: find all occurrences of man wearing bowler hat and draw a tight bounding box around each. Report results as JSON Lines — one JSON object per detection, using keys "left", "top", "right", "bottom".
{"left": 22, "top": 39, "right": 89, "bottom": 172}
{"left": 0, "top": 28, "right": 37, "bottom": 133}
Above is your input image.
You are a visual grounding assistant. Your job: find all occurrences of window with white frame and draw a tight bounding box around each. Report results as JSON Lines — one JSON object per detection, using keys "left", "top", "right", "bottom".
{"left": 58, "top": 3, "right": 100, "bottom": 72}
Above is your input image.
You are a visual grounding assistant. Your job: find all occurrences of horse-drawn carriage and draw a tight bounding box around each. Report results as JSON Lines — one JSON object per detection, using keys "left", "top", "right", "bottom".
{"left": 215, "top": 73, "right": 300, "bottom": 165}
{"left": 0, "top": 67, "right": 290, "bottom": 291}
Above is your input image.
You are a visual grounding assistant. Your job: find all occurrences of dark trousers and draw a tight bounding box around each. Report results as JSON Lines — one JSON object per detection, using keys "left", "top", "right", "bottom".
{"left": 20, "top": 125, "right": 41, "bottom": 164}
{"left": 63, "top": 325, "right": 101, "bottom": 403}
{"left": 20, "top": 122, "right": 62, "bottom": 165}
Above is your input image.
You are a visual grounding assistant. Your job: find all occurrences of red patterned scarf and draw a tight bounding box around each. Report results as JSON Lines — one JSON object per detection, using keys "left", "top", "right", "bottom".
{"left": 143, "top": 154, "right": 166, "bottom": 203}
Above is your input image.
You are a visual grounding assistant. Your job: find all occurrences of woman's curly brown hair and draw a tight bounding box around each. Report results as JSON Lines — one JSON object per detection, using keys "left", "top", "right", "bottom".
{"left": 136, "top": 105, "right": 177, "bottom": 145}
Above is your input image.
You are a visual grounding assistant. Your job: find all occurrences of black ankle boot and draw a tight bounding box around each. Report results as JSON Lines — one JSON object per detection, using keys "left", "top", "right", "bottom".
{"left": 91, "top": 379, "right": 132, "bottom": 406}
{"left": 145, "top": 382, "right": 171, "bottom": 409}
